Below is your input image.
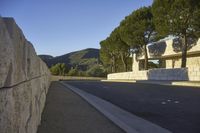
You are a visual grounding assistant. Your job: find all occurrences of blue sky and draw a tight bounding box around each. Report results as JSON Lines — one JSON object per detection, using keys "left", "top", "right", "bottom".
{"left": 1, "top": 0, "right": 153, "bottom": 56}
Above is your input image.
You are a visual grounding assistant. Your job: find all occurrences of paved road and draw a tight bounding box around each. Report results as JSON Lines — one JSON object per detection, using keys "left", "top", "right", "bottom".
{"left": 64, "top": 80, "right": 200, "bottom": 133}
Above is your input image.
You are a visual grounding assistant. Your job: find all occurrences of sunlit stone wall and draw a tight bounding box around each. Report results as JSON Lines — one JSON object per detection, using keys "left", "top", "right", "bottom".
{"left": 0, "top": 17, "right": 51, "bottom": 133}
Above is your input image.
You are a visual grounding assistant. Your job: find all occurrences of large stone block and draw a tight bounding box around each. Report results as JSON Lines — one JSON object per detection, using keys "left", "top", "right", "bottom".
{"left": 26, "top": 41, "right": 41, "bottom": 79}
{"left": 3, "top": 18, "right": 27, "bottom": 86}
{"left": 0, "top": 17, "right": 14, "bottom": 88}
{"left": 0, "top": 17, "right": 49, "bottom": 88}
{"left": 0, "top": 17, "right": 50, "bottom": 133}
{"left": 0, "top": 88, "right": 14, "bottom": 133}
{"left": 0, "top": 77, "right": 50, "bottom": 133}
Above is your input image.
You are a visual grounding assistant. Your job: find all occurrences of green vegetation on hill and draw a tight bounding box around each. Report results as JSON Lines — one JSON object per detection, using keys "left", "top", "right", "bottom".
{"left": 39, "top": 48, "right": 99, "bottom": 69}
{"left": 50, "top": 63, "right": 68, "bottom": 76}
{"left": 39, "top": 48, "right": 107, "bottom": 77}
{"left": 39, "top": 55, "right": 53, "bottom": 60}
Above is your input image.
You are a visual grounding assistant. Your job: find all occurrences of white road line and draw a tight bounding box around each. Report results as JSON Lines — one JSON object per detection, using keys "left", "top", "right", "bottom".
{"left": 174, "top": 101, "right": 180, "bottom": 104}
{"left": 167, "top": 99, "right": 171, "bottom": 102}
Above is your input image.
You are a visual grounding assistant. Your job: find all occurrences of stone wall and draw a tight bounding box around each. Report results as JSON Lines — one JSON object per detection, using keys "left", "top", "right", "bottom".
{"left": 188, "top": 66, "right": 200, "bottom": 81}
{"left": 107, "top": 72, "right": 135, "bottom": 80}
{"left": 107, "top": 67, "right": 200, "bottom": 81}
{"left": 166, "top": 56, "right": 200, "bottom": 69}
{"left": 0, "top": 17, "right": 50, "bottom": 133}
{"left": 107, "top": 71, "right": 148, "bottom": 80}
{"left": 147, "top": 68, "right": 188, "bottom": 80}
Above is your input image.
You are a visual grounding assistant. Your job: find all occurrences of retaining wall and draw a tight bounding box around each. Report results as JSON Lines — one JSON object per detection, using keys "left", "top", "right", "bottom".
{"left": 108, "top": 67, "right": 200, "bottom": 81}
{"left": 0, "top": 17, "right": 50, "bottom": 133}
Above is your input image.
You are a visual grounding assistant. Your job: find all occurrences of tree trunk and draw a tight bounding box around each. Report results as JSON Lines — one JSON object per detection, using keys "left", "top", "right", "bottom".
{"left": 111, "top": 60, "right": 114, "bottom": 73}
{"left": 110, "top": 65, "right": 113, "bottom": 73}
{"left": 144, "top": 45, "right": 148, "bottom": 70}
{"left": 110, "top": 53, "right": 115, "bottom": 73}
{"left": 181, "top": 35, "right": 187, "bottom": 68}
{"left": 120, "top": 53, "right": 127, "bottom": 72}
{"left": 112, "top": 56, "right": 116, "bottom": 73}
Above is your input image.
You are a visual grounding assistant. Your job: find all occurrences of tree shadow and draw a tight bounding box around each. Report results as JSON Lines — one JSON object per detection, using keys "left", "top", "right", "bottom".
{"left": 148, "top": 41, "right": 167, "bottom": 57}
{"left": 172, "top": 37, "right": 198, "bottom": 53}
{"left": 136, "top": 41, "right": 167, "bottom": 59}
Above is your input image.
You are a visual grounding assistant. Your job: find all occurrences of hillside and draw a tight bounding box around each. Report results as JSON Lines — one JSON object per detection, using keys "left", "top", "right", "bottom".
{"left": 39, "top": 48, "right": 100, "bottom": 71}
{"left": 39, "top": 55, "right": 54, "bottom": 64}
{"left": 39, "top": 55, "right": 54, "bottom": 60}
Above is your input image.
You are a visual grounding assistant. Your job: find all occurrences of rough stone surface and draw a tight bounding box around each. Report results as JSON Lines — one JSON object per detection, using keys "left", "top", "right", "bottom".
{"left": 166, "top": 56, "right": 200, "bottom": 69}
{"left": 108, "top": 67, "right": 200, "bottom": 81}
{"left": 0, "top": 17, "right": 50, "bottom": 133}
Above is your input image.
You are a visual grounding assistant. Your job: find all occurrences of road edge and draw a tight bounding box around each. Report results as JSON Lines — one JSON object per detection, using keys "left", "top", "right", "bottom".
{"left": 101, "top": 80, "right": 200, "bottom": 87}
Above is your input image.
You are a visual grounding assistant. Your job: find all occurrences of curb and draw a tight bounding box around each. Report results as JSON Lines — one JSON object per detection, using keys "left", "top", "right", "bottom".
{"left": 102, "top": 80, "right": 200, "bottom": 87}
{"left": 101, "top": 80, "right": 136, "bottom": 83}
{"left": 60, "top": 81, "right": 171, "bottom": 133}
{"left": 172, "top": 82, "right": 200, "bottom": 87}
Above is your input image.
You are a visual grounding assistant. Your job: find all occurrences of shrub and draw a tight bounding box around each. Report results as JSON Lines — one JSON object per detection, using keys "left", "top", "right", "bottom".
{"left": 68, "top": 67, "right": 79, "bottom": 76}
{"left": 50, "top": 63, "right": 68, "bottom": 75}
{"left": 86, "top": 65, "right": 107, "bottom": 77}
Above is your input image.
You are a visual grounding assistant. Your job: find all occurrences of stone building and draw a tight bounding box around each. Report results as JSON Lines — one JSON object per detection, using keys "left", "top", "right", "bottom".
{"left": 108, "top": 38, "right": 200, "bottom": 81}
{"left": 136, "top": 38, "right": 200, "bottom": 70}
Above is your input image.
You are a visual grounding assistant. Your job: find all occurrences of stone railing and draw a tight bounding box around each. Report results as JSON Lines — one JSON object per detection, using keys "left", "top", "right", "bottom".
{"left": 0, "top": 17, "right": 51, "bottom": 133}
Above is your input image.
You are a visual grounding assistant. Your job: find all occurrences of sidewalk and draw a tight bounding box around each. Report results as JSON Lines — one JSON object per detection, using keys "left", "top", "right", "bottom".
{"left": 102, "top": 80, "right": 200, "bottom": 87}
{"left": 37, "top": 82, "right": 124, "bottom": 133}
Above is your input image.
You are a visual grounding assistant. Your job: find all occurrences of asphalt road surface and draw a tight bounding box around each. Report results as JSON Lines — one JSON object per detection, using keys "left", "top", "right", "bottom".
{"left": 64, "top": 80, "right": 200, "bottom": 133}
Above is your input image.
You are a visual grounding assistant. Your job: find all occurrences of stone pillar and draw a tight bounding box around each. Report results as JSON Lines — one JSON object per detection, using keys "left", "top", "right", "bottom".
{"left": 132, "top": 53, "right": 139, "bottom": 72}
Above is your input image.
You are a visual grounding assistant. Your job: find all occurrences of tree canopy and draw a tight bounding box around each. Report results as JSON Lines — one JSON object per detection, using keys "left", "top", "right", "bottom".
{"left": 100, "top": 1, "right": 200, "bottom": 72}
{"left": 100, "top": 27, "right": 131, "bottom": 73}
{"left": 119, "top": 6, "right": 155, "bottom": 70}
{"left": 152, "top": 0, "right": 200, "bottom": 67}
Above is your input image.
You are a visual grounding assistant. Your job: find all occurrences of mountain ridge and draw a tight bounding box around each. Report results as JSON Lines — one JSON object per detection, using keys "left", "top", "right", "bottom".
{"left": 39, "top": 48, "right": 100, "bottom": 71}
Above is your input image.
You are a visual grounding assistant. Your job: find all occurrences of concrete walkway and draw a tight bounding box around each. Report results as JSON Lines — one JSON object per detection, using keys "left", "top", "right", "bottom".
{"left": 37, "top": 82, "right": 124, "bottom": 133}
{"left": 102, "top": 80, "right": 200, "bottom": 87}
